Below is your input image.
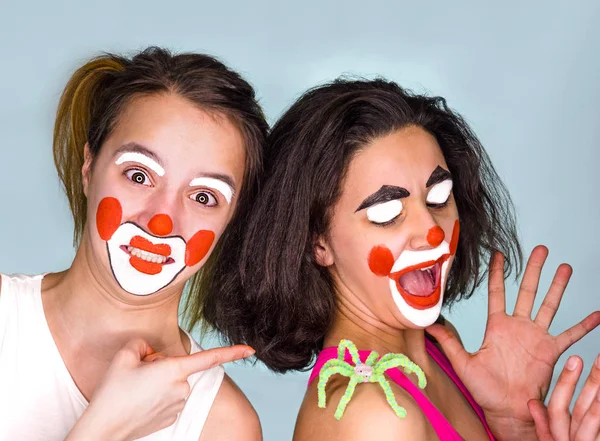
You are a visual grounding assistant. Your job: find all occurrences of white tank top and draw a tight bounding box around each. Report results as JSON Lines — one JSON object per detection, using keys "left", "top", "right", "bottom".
{"left": 0, "top": 273, "right": 224, "bottom": 441}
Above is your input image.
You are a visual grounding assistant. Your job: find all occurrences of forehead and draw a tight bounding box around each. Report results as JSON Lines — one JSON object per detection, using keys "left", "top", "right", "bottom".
{"left": 344, "top": 126, "right": 447, "bottom": 194}
{"left": 102, "top": 93, "right": 246, "bottom": 184}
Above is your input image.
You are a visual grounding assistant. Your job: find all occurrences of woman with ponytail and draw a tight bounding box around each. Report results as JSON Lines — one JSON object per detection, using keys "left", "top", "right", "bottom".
{"left": 0, "top": 47, "right": 267, "bottom": 441}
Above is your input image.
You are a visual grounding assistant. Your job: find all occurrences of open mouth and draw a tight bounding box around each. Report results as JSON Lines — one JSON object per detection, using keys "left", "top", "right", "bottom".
{"left": 389, "top": 255, "right": 448, "bottom": 309}
{"left": 119, "top": 236, "right": 175, "bottom": 275}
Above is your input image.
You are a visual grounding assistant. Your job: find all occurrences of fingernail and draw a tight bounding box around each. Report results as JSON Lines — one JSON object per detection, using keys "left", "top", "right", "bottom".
{"left": 596, "top": 355, "right": 600, "bottom": 369}
{"left": 243, "top": 349, "right": 255, "bottom": 358}
{"left": 566, "top": 356, "right": 579, "bottom": 371}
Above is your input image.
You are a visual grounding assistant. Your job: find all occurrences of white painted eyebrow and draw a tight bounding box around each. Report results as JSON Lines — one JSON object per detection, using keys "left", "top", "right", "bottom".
{"left": 115, "top": 152, "right": 165, "bottom": 177}
{"left": 189, "top": 177, "right": 234, "bottom": 204}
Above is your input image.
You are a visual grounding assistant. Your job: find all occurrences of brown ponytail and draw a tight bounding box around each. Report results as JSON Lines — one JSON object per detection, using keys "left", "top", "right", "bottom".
{"left": 53, "top": 57, "right": 125, "bottom": 246}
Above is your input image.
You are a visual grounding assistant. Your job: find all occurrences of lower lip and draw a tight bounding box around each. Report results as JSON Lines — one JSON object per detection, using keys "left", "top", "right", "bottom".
{"left": 119, "top": 245, "right": 175, "bottom": 275}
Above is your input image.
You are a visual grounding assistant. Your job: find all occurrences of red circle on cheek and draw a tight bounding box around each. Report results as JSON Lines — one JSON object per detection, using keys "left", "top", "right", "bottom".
{"left": 427, "top": 226, "right": 445, "bottom": 247}
{"left": 185, "top": 230, "right": 216, "bottom": 267}
{"left": 148, "top": 214, "right": 173, "bottom": 236}
{"left": 96, "top": 197, "right": 123, "bottom": 241}
{"left": 368, "top": 245, "right": 395, "bottom": 277}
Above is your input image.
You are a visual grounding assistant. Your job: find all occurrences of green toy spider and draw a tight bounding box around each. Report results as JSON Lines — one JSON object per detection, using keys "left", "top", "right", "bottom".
{"left": 318, "top": 339, "right": 427, "bottom": 420}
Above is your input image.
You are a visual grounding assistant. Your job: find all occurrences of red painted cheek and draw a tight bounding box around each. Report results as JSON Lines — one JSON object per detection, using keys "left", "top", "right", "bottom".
{"left": 185, "top": 230, "right": 216, "bottom": 267}
{"left": 427, "top": 226, "right": 445, "bottom": 247}
{"left": 449, "top": 220, "right": 460, "bottom": 255}
{"left": 368, "top": 245, "right": 395, "bottom": 277}
{"left": 148, "top": 214, "right": 173, "bottom": 236}
{"left": 96, "top": 197, "right": 122, "bottom": 241}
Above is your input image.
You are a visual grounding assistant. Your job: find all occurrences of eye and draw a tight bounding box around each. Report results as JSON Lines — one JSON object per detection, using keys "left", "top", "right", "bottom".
{"left": 366, "top": 200, "right": 403, "bottom": 225}
{"left": 426, "top": 180, "right": 453, "bottom": 206}
{"left": 190, "top": 191, "right": 218, "bottom": 207}
{"left": 125, "top": 169, "right": 151, "bottom": 186}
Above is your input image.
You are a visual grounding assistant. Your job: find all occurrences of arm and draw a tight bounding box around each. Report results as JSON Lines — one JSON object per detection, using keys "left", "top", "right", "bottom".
{"left": 198, "top": 375, "right": 262, "bottom": 441}
{"left": 65, "top": 340, "right": 254, "bottom": 441}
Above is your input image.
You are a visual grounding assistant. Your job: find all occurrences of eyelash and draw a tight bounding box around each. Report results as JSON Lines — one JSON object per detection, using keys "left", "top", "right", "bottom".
{"left": 373, "top": 218, "right": 398, "bottom": 227}
{"left": 427, "top": 200, "right": 449, "bottom": 209}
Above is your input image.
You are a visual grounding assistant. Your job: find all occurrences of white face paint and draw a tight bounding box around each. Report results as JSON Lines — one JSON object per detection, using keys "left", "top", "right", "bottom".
{"left": 366, "top": 200, "right": 403, "bottom": 224}
{"left": 426, "top": 179, "right": 453, "bottom": 205}
{"left": 107, "top": 222, "right": 186, "bottom": 295}
{"left": 388, "top": 241, "right": 451, "bottom": 327}
{"left": 115, "top": 152, "right": 165, "bottom": 177}
{"left": 189, "top": 177, "right": 234, "bottom": 204}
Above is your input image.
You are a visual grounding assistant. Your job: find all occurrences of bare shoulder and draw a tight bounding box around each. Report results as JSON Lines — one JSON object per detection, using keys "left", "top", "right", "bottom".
{"left": 294, "top": 376, "right": 436, "bottom": 441}
{"left": 199, "top": 373, "right": 261, "bottom": 441}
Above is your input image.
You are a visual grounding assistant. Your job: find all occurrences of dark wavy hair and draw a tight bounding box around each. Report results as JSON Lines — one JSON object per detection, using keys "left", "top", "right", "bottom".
{"left": 201, "top": 78, "right": 522, "bottom": 373}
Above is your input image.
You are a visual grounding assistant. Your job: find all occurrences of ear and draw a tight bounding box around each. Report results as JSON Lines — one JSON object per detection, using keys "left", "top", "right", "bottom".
{"left": 82, "top": 143, "right": 93, "bottom": 197}
{"left": 313, "top": 234, "right": 334, "bottom": 267}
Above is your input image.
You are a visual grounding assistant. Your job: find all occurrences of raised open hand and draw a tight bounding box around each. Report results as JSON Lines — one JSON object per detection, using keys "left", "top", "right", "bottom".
{"left": 426, "top": 245, "right": 600, "bottom": 440}
{"left": 529, "top": 354, "right": 600, "bottom": 441}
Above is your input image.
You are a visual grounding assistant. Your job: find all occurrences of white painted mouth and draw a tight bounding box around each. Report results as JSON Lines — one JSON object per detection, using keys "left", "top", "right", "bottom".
{"left": 390, "top": 242, "right": 449, "bottom": 274}
{"left": 388, "top": 242, "right": 451, "bottom": 327}
{"left": 107, "top": 222, "right": 186, "bottom": 296}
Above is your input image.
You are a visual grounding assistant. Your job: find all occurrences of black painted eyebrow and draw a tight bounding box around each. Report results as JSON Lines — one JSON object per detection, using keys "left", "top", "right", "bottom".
{"left": 426, "top": 166, "right": 452, "bottom": 188}
{"left": 355, "top": 185, "right": 410, "bottom": 212}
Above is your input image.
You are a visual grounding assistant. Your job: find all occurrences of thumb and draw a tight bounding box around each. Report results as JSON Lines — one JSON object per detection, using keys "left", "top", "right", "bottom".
{"left": 175, "top": 345, "right": 255, "bottom": 377}
{"left": 426, "top": 323, "right": 470, "bottom": 374}
{"left": 528, "top": 399, "right": 555, "bottom": 441}
{"left": 114, "top": 338, "right": 156, "bottom": 366}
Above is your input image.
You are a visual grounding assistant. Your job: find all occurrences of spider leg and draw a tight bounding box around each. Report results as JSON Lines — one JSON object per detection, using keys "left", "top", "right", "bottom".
{"left": 337, "top": 339, "right": 362, "bottom": 366}
{"left": 334, "top": 376, "right": 361, "bottom": 420}
{"left": 365, "top": 350, "right": 379, "bottom": 366}
{"left": 377, "top": 376, "right": 407, "bottom": 418}
{"left": 377, "top": 354, "right": 427, "bottom": 389}
{"left": 318, "top": 362, "right": 355, "bottom": 408}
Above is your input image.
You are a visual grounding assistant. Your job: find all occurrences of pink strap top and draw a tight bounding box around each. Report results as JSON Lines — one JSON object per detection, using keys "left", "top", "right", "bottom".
{"left": 309, "top": 337, "right": 495, "bottom": 441}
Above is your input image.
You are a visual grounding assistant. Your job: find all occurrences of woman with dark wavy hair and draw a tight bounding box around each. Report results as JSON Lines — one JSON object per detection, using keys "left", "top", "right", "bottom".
{"left": 198, "top": 78, "right": 600, "bottom": 440}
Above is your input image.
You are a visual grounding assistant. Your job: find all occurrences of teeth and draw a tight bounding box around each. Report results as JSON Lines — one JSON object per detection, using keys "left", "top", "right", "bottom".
{"left": 126, "top": 246, "right": 167, "bottom": 264}
{"left": 420, "top": 264, "right": 434, "bottom": 271}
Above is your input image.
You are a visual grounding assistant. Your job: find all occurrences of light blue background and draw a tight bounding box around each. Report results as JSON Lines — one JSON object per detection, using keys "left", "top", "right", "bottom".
{"left": 1, "top": 1, "right": 599, "bottom": 440}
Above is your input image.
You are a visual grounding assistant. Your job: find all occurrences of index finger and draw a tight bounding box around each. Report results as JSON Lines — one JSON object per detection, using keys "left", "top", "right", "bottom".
{"left": 175, "top": 345, "right": 255, "bottom": 377}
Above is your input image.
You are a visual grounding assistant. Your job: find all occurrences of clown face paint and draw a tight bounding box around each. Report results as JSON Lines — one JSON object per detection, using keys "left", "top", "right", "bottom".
{"left": 368, "top": 220, "right": 459, "bottom": 327}
{"left": 321, "top": 127, "right": 460, "bottom": 330}
{"left": 189, "top": 177, "right": 234, "bottom": 204}
{"left": 115, "top": 151, "right": 165, "bottom": 177}
{"left": 366, "top": 200, "right": 403, "bottom": 224}
{"left": 96, "top": 197, "right": 215, "bottom": 296}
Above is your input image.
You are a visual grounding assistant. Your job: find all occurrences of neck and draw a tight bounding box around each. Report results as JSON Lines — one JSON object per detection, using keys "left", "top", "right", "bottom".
{"left": 323, "top": 283, "right": 433, "bottom": 371}
{"left": 42, "top": 235, "right": 189, "bottom": 362}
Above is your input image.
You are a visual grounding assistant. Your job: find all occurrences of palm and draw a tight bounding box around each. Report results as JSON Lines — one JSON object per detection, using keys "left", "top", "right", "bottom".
{"left": 428, "top": 246, "right": 600, "bottom": 439}
{"left": 463, "top": 314, "right": 558, "bottom": 420}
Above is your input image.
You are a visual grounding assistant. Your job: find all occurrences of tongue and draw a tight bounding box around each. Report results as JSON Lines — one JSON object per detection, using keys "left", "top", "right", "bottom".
{"left": 398, "top": 269, "right": 435, "bottom": 296}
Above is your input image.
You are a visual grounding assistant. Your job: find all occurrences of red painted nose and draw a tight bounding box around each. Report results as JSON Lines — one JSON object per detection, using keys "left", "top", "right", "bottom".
{"left": 148, "top": 214, "right": 173, "bottom": 236}
{"left": 427, "top": 226, "right": 445, "bottom": 247}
